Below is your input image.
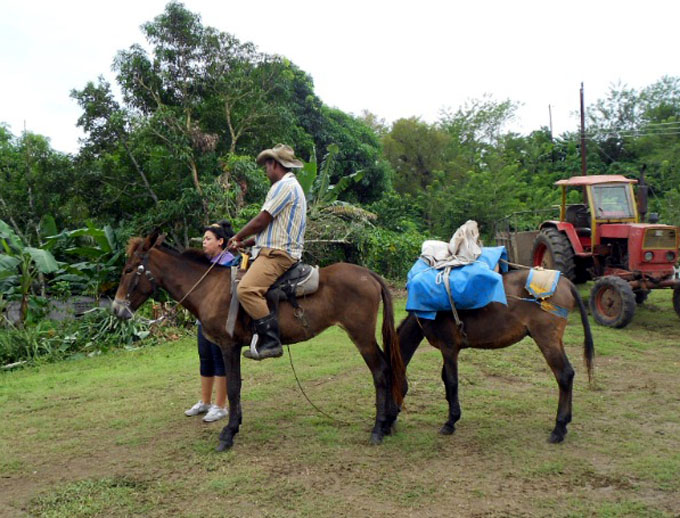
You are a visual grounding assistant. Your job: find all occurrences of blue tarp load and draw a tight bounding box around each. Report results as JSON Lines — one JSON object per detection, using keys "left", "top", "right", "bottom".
{"left": 406, "top": 246, "right": 509, "bottom": 320}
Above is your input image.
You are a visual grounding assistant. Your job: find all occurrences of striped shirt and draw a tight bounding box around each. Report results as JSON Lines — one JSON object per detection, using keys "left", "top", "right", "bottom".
{"left": 253, "top": 172, "right": 307, "bottom": 259}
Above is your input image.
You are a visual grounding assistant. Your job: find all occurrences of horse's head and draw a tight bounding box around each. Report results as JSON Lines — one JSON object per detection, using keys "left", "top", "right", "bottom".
{"left": 112, "top": 231, "right": 164, "bottom": 320}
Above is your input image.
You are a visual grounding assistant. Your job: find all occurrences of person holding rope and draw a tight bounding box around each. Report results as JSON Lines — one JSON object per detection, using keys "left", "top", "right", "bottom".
{"left": 227, "top": 144, "right": 306, "bottom": 361}
{"left": 184, "top": 220, "right": 238, "bottom": 422}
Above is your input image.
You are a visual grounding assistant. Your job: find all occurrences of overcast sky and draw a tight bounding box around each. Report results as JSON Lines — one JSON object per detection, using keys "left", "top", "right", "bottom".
{"left": 2, "top": 0, "right": 679, "bottom": 154}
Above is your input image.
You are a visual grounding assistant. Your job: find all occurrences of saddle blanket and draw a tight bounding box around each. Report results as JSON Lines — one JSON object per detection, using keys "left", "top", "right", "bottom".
{"left": 406, "top": 246, "right": 509, "bottom": 320}
{"left": 523, "top": 268, "right": 568, "bottom": 319}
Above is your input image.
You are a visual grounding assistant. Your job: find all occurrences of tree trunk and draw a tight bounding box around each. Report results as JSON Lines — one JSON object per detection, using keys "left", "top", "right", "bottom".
{"left": 122, "top": 140, "right": 159, "bottom": 204}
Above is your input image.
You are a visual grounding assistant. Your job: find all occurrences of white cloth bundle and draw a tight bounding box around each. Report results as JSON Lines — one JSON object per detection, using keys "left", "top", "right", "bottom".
{"left": 420, "top": 220, "right": 482, "bottom": 269}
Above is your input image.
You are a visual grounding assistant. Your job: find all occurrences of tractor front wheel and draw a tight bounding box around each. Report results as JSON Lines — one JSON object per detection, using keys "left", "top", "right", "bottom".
{"left": 531, "top": 228, "right": 576, "bottom": 281}
{"left": 673, "top": 288, "right": 680, "bottom": 319}
{"left": 589, "top": 276, "right": 636, "bottom": 328}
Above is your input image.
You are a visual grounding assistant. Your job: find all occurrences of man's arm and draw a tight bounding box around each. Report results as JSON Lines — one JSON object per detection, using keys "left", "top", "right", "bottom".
{"left": 227, "top": 211, "right": 273, "bottom": 250}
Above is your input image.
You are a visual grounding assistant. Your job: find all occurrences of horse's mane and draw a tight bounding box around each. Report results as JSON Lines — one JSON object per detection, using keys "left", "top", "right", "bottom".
{"left": 179, "top": 248, "right": 215, "bottom": 266}
{"left": 160, "top": 244, "right": 228, "bottom": 268}
{"left": 127, "top": 237, "right": 227, "bottom": 268}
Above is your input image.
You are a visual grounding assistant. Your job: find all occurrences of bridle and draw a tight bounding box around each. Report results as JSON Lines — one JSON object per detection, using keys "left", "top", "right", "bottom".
{"left": 115, "top": 250, "right": 159, "bottom": 320}
{"left": 125, "top": 250, "right": 159, "bottom": 302}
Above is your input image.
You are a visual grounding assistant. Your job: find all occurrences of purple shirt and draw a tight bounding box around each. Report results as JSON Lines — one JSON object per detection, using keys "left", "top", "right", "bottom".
{"left": 211, "top": 250, "right": 235, "bottom": 266}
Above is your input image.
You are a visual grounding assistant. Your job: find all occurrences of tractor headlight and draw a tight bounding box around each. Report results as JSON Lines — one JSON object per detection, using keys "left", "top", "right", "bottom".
{"left": 666, "top": 251, "right": 676, "bottom": 262}
{"left": 644, "top": 251, "right": 654, "bottom": 261}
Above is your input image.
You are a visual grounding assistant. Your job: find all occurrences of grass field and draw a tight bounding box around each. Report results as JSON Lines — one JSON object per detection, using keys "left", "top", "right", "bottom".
{"left": 1, "top": 291, "right": 679, "bottom": 517}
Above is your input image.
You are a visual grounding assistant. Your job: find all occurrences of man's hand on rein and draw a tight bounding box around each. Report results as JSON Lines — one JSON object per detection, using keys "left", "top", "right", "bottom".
{"left": 227, "top": 237, "right": 241, "bottom": 251}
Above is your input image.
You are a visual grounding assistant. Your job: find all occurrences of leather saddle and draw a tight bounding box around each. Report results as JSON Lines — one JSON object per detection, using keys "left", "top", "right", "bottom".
{"left": 266, "top": 262, "right": 320, "bottom": 309}
{"left": 225, "top": 258, "right": 319, "bottom": 337}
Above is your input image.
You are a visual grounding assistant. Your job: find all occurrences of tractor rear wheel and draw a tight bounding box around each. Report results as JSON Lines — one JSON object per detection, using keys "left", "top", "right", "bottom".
{"left": 531, "top": 228, "right": 576, "bottom": 281}
{"left": 589, "top": 276, "right": 636, "bottom": 328}
{"left": 673, "top": 288, "right": 680, "bottom": 319}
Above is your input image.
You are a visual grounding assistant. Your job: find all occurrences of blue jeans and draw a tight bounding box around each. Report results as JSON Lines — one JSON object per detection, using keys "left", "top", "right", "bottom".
{"left": 197, "top": 324, "right": 225, "bottom": 377}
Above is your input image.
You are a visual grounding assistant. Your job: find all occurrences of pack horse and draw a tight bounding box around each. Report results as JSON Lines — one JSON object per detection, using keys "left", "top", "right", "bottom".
{"left": 397, "top": 268, "right": 594, "bottom": 443}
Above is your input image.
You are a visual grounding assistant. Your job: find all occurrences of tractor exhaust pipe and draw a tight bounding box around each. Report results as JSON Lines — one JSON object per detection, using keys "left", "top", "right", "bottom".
{"left": 638, "top": 164, "right": 648, "bottom": 223}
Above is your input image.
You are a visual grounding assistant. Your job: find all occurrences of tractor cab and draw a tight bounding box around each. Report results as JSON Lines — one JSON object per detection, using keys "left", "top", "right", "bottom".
{"left": 554, "top": 175, "right": 639, "bottom": 253}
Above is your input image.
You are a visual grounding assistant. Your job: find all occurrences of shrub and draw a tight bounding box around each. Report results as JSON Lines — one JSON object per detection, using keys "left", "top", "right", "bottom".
{"left": 0, "top": 302, "right": 187, "bottom": 367}
{"left": 356, "top": 227, "right": 422, "bottom": 281}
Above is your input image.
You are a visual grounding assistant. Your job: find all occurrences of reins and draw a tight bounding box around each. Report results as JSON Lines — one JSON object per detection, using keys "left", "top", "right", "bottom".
{"left": 141, "top": 247, "right": 229, "bottom": 325}
{"left": 285, "top": 344, "right": 358, "bottom": 425}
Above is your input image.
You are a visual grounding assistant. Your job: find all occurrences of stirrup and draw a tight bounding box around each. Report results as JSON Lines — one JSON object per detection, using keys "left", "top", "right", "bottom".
{"left": 243, "top": 333, "right": 283, "bottom": 361}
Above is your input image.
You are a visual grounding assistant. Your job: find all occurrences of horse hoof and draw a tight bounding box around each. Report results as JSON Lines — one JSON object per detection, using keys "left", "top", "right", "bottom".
{"left": 548, "top": 432, "right": 565, "bottom": 444}
{"left": 439, "top": 424, "right": 455, "bottom": 435}
{"left": 215, "top": 440, "right": 233, "bottom": 452}
{"left": 382, "top": 422, "right": 396, "bottom": 436}
{"left": 370, "top": 432, "right": 384, "bottom": 445}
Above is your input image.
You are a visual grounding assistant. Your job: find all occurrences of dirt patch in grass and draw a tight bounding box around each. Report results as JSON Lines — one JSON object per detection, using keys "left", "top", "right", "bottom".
{"left": 2, "top": 293, "right": 680, "bottom": 517}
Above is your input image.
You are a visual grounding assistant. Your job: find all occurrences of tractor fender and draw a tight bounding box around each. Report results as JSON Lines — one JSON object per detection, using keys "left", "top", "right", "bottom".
{"left": 539, "top": 221, "right": 585, "bottom": 254}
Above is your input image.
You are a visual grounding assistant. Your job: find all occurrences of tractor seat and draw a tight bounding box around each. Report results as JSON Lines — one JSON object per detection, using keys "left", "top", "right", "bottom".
{"left": 566, "top": 204, "right": 591, "bottom": 228}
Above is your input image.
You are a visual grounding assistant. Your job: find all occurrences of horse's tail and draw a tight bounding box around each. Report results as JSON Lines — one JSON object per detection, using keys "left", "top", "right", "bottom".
{"left": 567, "top": 279, "right": 595, "bottom": 384}
{"left": 369, "top": 271, "right": 405, "bottom": 407}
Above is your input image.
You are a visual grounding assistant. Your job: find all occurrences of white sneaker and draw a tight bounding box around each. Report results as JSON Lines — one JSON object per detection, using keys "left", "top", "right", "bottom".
{"left": 202, "top": 404, "right": 228, "bottom": 422}
{"left": 184, "top": 400, "right": 211, "bottom": 417}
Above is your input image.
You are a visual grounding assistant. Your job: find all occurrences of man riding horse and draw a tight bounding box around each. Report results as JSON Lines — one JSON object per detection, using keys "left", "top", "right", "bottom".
{"left": 227, "top": 144, "right": 307, "bottom": 361}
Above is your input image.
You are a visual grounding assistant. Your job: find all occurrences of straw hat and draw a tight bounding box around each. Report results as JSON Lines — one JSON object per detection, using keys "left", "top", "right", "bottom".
{"left": 256, "top": 144, "right": 303, "bottom": 169}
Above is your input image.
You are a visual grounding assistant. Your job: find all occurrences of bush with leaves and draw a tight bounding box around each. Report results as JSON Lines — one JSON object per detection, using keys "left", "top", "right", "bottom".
{"left": 356, "top": 227, "right": 423, "bottom": 281}
{"left": 0, "top": 300, "right": 195, "bottom": 367}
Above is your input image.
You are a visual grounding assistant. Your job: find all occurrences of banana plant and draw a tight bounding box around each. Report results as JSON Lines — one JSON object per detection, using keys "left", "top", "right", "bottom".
{"left": 45, "top": 221, "right": 124, "bottom": 300}
{"left": 0, "top": 219, "right": 59, "bottom": 325}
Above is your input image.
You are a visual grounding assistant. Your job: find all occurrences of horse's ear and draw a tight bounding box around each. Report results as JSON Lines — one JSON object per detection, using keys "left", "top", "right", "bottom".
{"left": 155, "top": 234, "right": 166, "bottom": 248}
{"left": 142, "top": 229, "right": 161, "bottom": 251}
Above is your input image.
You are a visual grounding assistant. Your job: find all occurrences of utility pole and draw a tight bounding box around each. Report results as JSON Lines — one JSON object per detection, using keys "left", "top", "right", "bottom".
{"left": 548, "top": 104, "right": 553, "bottom": 140}
{"left": 580, "top": 82, "right": 587, "bottom": 175}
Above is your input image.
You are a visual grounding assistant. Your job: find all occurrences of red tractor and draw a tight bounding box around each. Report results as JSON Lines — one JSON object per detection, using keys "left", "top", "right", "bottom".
{"left": 497, "top": 174, "right": 680, "bottom": 328}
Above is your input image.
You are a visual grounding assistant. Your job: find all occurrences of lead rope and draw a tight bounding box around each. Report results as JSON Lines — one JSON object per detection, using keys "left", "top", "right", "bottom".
{"left": 283, "top": 302, "right": 360, "bottom": 425}
{"left": 285, "top": 344, "right": 357, "bottom": 425}
{"left": 499, "top": 258, "right": 532, "bottom": 270}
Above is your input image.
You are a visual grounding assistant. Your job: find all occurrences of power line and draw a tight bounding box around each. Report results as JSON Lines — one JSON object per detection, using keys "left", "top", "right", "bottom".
{"left": 637, "top": 121, "right": 680, "bottom": 127}
{"left": 560, "top": 131, "right": 680, "bottom": 143}
{"left": 589, "top": 134, "right": 680, "bottom": 139}
{"left": 581, "top": 129, "right": 680, "bottom": 139}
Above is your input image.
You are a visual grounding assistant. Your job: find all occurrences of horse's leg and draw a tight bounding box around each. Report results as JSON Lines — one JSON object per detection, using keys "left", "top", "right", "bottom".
{"left": 348, "top": 331, "right": 393, "bottom": 445}
{"left": 532, "top": 329, "right": 575, "bottom": 443}
{"left": 420, "top": 317, "right": 462, "bottom": 435}
{"left": 216, "top": 345, "right": 243, "bottom": 452}
{"left": 397, "top": 314, "right": 425, "bottom": 400}
{"left": 439, "top": 346, "right": 462, "bottom": 435}
{"left": 368, "top": 343, "right": 395, "bottom": 444}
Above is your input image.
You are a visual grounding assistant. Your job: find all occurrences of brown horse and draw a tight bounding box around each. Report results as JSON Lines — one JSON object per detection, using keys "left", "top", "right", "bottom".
{"left": 397, "top": 269, "right": 594, "bottom": 443}
{"left": 112, "top": 232, "right": 405, "bottom": 451}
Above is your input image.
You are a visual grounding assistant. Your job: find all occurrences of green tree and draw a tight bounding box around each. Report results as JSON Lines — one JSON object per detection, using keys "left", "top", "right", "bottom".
{"left": 0, "top": 128, "right": 75, "bottom": 244}
{"left": 312, "top": 107, "right": 391, "bottom": 203}
{"left": 383, "top": 117, "right": 450, "bottom": 195}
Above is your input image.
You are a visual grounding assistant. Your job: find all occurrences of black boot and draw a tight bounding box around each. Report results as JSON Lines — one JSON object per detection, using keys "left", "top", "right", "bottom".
{"left": 243, "top": 313, "right": 283, "bottom": 360}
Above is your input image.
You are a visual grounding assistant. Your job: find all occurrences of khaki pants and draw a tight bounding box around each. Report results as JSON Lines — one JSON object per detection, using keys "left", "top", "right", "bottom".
{"left": 237, "top": 247, "right": 296, "bottom": 320}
